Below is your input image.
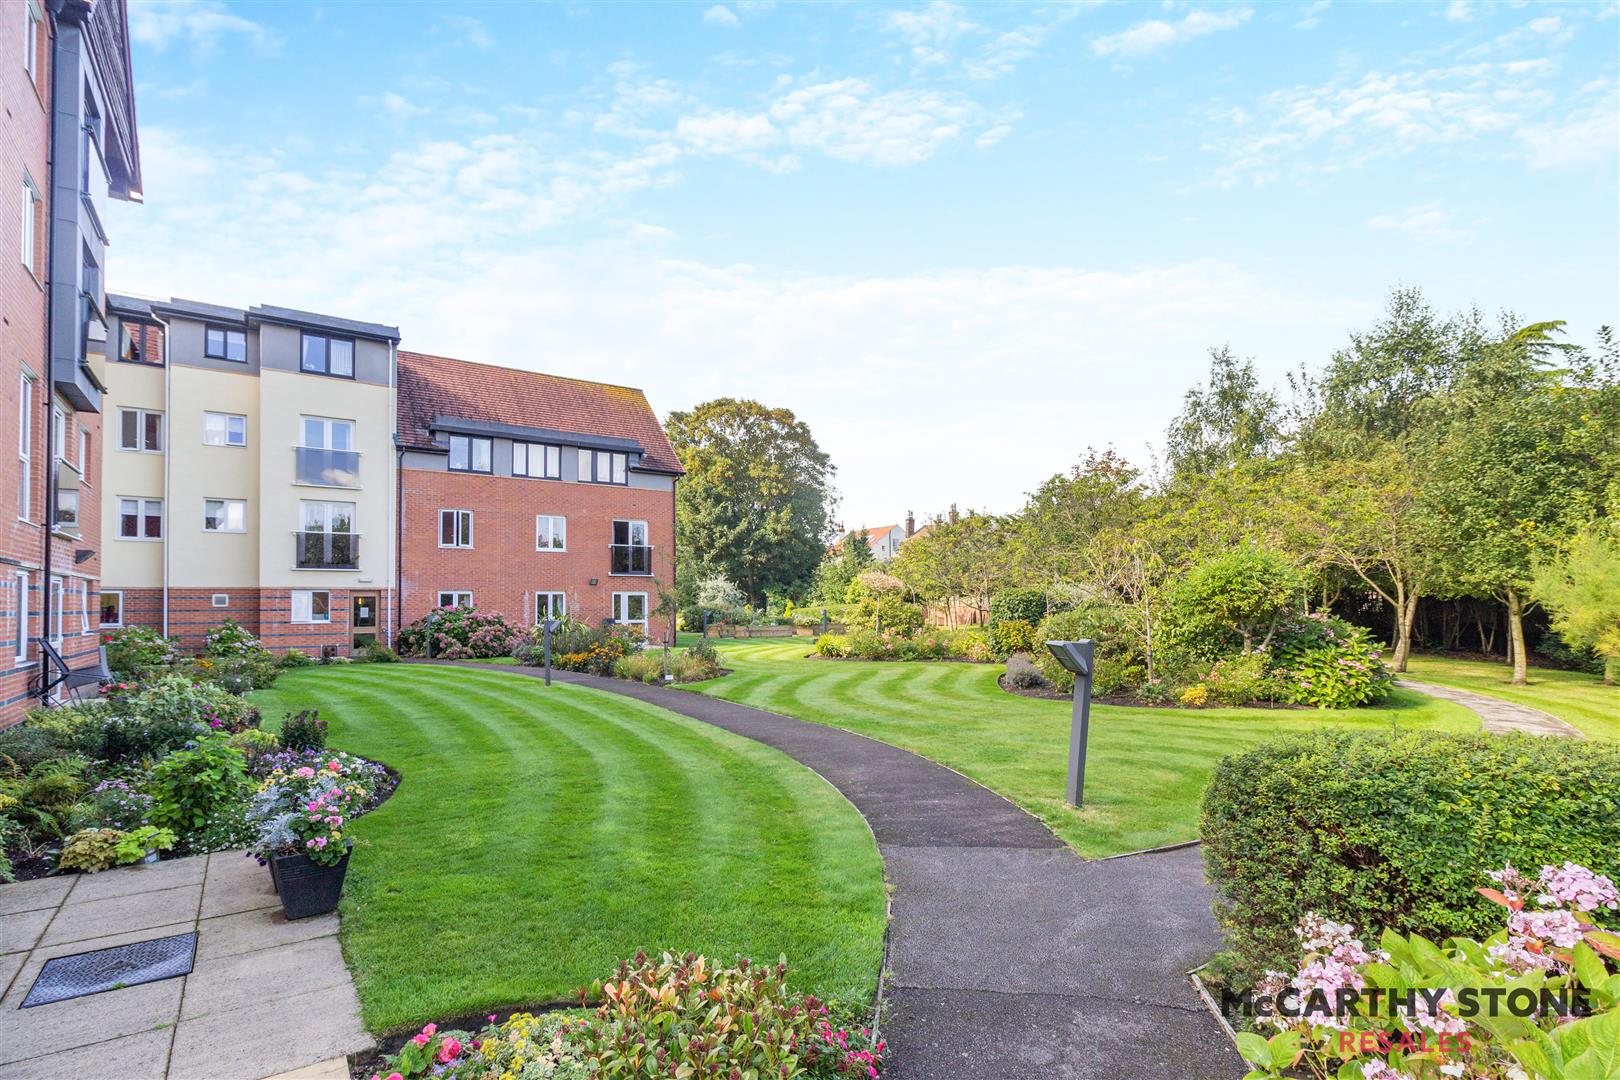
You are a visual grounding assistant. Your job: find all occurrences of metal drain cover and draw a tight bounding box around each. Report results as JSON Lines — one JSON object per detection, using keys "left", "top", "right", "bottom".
{"left": 21, "top": 932, "right": 197, "bottom": 1008}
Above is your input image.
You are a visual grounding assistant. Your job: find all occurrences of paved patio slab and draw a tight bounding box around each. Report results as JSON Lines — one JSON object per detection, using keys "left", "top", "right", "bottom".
{"left": 0, "top": 849, "right": 372, "bottom": 1079}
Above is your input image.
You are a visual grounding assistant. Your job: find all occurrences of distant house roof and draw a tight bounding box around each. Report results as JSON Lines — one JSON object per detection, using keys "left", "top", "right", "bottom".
{"left": 831, "top": 525, "right": 902, "bottom": 554}
{"left": 396, "top": 351, "right": 683, "bottom": 475}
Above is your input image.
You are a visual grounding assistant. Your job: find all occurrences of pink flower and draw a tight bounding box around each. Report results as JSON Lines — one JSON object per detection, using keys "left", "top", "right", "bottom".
{"left": 410, "top": 1033, "right": 429, "bottom": 1046}
{"left": 437, "top": 1037, "right": 461, "bottom": 1063}
{"left": 422, "top": 1024, "right": 436, "bottom": 1037}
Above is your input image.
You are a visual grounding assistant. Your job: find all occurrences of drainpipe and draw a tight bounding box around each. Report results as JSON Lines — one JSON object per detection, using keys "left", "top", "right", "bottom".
{"left": 387, "top": 340, "right": 398, "bottom": 647}
{"left": 157, "top": 311, "right": 172, "bottom": 638}
{"left": 36, "top": 21, "right": 61, "bottom": 704}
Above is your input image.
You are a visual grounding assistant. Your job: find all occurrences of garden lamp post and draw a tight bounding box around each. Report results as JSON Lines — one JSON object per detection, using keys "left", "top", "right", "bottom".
{"left": 543, "top": 618, "right": 558, "bottom": 686}
{"left": 425, "top": 611, "right": 437, "bottom": 660}
{"left": 1045, "top": 639, "right": 1095, "bottom": 808}
{"left": 821, "top": 610, "right": 829, "bottom": 635}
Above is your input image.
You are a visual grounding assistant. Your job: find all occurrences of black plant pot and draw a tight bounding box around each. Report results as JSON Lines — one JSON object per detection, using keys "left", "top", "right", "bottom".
{"left": 271, "top": 841, "right": 352, "bottom": 920}
{"left": 268, "top": 855, "right": 281, "bottom": 894}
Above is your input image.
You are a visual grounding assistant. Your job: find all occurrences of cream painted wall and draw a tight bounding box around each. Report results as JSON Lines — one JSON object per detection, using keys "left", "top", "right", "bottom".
{"left": 259, "top": 368, "right": 395, "bottom": 590}
{"left": 101, "top": 361, "right": 165, "bottom": 589}
{"left": 168, "top": 366, "right": 261, "bottom": 588}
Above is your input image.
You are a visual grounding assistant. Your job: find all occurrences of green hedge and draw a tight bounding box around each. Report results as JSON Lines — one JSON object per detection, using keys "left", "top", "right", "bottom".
{"left": 988, "top": 588, "right": 1046, "bottom": 630}
{"left": 1201, "top": 730, "right": 1620, "bottom": 982}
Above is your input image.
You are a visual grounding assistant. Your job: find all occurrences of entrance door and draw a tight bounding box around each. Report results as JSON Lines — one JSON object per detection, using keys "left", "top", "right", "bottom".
{"left": 351, "top": 592, "right": 379, "bottom": 649}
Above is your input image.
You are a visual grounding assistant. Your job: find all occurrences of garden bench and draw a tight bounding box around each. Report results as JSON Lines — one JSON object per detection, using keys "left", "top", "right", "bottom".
{"left": 34, "top": 638, "right": 112, "bottom": 703}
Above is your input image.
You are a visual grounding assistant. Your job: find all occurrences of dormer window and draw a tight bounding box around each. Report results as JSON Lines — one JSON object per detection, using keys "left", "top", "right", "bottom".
{"left": 581, "top": 448, "right": 628, "bottom": 485}
{"left": 448, "top": 434, "right": 492, "bottom": 474}
{"left": 205, "top": 325, "right": 247, "bottom": 362}
{"left": 301, "top": 333, "right": 355, "bottom": 378}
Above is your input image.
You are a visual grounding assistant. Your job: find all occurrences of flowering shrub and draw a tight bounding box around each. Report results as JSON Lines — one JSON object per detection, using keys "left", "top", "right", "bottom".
{"left": 395, "top": 607, "right": 519, "bottom": 659}
{"left": 1270, "top": 613, "right": 1395, "bottom": 709}
{"left": 104, "top": 675, "right": 258, "bottom": 738}
{"left": 815, "top": 628, "right": 989, "bottom": 663}
{"left": 1235, "top": 863, "right": 1620, "bottom": 1080}
{"left": 989, "top": 618, "right": 1039, "bottom": 658}
{"left": 203, "top": 619, "right": 265, "bottom": 659}
{"left": 278, "top": 709, "right": 327, "bottom": 754}
{"left": 103, "top": 625, "right": 180, "bottom": 681}
{"left": 68, "top": 779, "right": 155, "bottom": 832}
{"left": 1201, "top": 730, "right": 1620, "bottom": 983}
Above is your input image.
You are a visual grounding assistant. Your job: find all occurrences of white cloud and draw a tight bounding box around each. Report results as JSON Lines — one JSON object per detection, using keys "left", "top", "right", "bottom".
{"left": 886, "top": 2, "right": 976, "bottom": 66}
{"left": 1367, "top": 203, "right": 1468, "bottom": 243}
{"left": 439, "top": 15, "right": 495, "bottom": 49}
{"left": 1293, "top": 0, "right": 1330, "bottom": 31}
{"left": 1517, "top": 78, "right": 1620, "bottom": 167}
{"left": 1445, "top": 0, "right": 1474, "bottom": 23}
{"left": 1092, "top": 7, "right": 1251, "bottom": 58}
{"left": 1205, "top": 59, "right": 1587, "bottom": 182}
{"left": 703, "top": 5, "right": 741, "bottom": 28}
{"left": 129, "top": 0, "right": 278, "bottom": 56}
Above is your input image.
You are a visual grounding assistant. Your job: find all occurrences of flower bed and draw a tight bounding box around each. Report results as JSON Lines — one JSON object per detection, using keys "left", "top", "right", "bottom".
{"left": 366, "top": 953, "right": 885, "bottom": 1080}
{"left": 814, "top": 626, "right": 992, "bottom": 663}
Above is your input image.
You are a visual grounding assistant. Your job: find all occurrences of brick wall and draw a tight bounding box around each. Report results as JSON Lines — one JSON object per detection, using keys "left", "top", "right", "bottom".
{"left": 399, "top": 469, "right": 677, "bottom": 644}
{"left": 109, "top": 586, "right": 392, "bottom": 657}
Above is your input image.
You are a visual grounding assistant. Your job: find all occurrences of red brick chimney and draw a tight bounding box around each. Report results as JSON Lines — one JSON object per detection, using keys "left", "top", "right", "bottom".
{"left": 905, "top": 511, "right": 915, "bottom": 537}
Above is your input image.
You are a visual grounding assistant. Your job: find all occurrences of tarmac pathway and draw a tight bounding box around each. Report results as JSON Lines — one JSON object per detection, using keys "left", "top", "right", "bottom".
{"left": 454, "top": 661, "right": 1244, "bottom": 1080}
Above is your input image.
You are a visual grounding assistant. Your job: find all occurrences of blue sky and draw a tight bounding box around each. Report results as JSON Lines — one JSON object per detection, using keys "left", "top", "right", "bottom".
{"left": 111, "top": 0, "right": 1618, "bottom": 530}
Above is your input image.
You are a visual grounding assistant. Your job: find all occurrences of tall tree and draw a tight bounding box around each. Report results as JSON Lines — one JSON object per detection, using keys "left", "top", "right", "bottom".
{"left": 1416, "top": 323, "right": 1619, "bottom": 683}
{"left": 889, "top": 512, "right": 1012, "bottom": 626}
{"left": 1532, "top": 521, "right": 1620, "bottom": 684}
{"left": 666, "top": 398, "right": 835, "bottom": 604}
{"left": 1164, "top": 346, "right": 1282, "bottom": 479}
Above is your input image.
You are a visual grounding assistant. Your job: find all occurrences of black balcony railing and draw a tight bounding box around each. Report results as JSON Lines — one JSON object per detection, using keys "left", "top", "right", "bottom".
{"left": 294, "top": 446, "right": 361, "bottom": 487}
{"left": 609, "top": 544, "right": 654, "bottom": 575}
{"left": 295, "top": 531, "right": 359, "bottom": 570}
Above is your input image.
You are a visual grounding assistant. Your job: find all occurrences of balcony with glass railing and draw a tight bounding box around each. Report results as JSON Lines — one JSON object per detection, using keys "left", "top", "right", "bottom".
{"left": 294, "top": 446, "right": 361, "bottom": 488}
{"left": 609, "top": 543, "right": 654, "bottom": 575}
{"left": 295, "top": 531, "right": 359, "bottom": 570}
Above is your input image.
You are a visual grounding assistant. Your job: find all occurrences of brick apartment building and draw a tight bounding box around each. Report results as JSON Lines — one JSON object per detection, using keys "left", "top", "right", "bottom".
{"left": 396, "top": 352, "right": 682, "bottom": 645}
{"left": 99, "top": 295, "right": 400, "bottom": 656}
{"left": 1, "top": 0, "right": 141, "bottom": 723}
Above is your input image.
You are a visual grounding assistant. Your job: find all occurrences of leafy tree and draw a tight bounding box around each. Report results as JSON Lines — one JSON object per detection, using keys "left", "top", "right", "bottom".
{"left": 1164, "top": 346, "right": 1282, "bottom": 479}
{"left": 888, "top": 512, "right": 1012, "bottom": 627}
{"left": 1290, "top": 448, "right": 1430, "bottom": 671}
{"left": 666, "top": 399, "right": 835, "bottom": 605}
{"left": 1163, "top": 542, "right": 1306, "bottom": 659}
{"left": 1416, "top": 323, "right": 1619, "bottom": 683}
{"left": 1009, "top": 449, "right": 1144, "bottom": 584}
{"left": 841, "top": 531, "right": 874, "bottom": 567}
{"left": 1532, "top": 521, "right": 1620, "bottom": 684}
{"left": 810, "top": 531, "right": 874, "bottom": 605}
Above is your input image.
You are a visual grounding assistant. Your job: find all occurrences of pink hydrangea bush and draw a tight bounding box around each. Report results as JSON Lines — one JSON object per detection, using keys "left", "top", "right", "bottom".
{"left": 1236, "top": 862, "right": 1620, "bottom": 1080}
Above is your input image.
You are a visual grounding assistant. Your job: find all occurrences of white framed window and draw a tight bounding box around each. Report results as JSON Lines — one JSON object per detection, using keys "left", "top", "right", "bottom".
{"left": 301, "top": 415, "right": 354, "bottom": 450}
{"left": 513, "top": 442, "right": 562, "bottom": 479}
{"left": 117, "top": 497, "right": 163, "bottom": 540}
{"left": 535, "top": 514, "right": 566, "bottom": 551}
{"left": 52, "top": 405, "right": 65, "bottom": 461}
{"left": 300, "top": 499, "right": 354, "bottom": 533}
{"left": 437, "top": 590, "right": 473, "bottom": 609}
{"left": 581, "top": 448, "right": 628, "bottom": 485}
{"left": 20, "top": 176, "right": 40, "bottom": 277}
{"left": 24, "top": 1, "right": 42, "bottom": 92}
{"left": 204, "top": 498, "right": 247, "bottom": 532}
{"left": 535, "top": 591, "right": 566, "bottom": 622}
{"left": 77, "top": 578, "right": 88, "bottom": 633}
{"left": 211, "top": 594, "right": 230, "bottom": 608}
{"left": 18, "top": 372, "right": 32, "bottom": 519}
{"left": 439, "top": 509, "right": 473, "bottom": 548}
{"left": 612, "top": 592, "right": 649, "bottom": 633}
{"left": 610, "top": 519, "right": 651, "bottom": 575}
{"left": 291, "top": 589, "right": 331, "bottom": 624}
{"left": 14, "top": 569, "right": 29, "bottom": 662}
{"left": 79, "top": 427, "right": 90, "bottom": 478}
{"left": 118, "top": 408, "right": 163, "bottom": 452}
{"left": 100, "top": 589, "right": 122, "bottom": 628}
{"left": 204, "top": 325, "right": 247, "bottom": 362}
{"left": 203, "top": 412, "right": 247, "bottom": 447}
{"left": 48, "top": 576, "right": 62, "bottom": 646}
{"left": 447, "top": 434, "right": 492, "bottom": 473}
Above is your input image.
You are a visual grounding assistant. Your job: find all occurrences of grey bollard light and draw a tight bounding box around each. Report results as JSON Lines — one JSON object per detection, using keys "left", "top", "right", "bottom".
{"left": 543, "top": 618, "right": 557, "bottom": 686}
{"left": 1045, "top": 639, "right": 1095, "bottom": 808}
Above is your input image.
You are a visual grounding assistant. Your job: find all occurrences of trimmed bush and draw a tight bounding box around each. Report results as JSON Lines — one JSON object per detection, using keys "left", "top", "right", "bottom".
{"left": 1003, "top": 654, "right": 1048, "bottom": 691}
{"left": 989, "top": 618, "right": 1038, "bottom": 658}
{"left": 1200, "top": 730, "right": 1620, "bottom": 982}
{"left": 395, "top": 607, "right": 519, "bottom": 659}
{"left": 1034, "top": 602, "right": 1146, "bottom": 695}
{"left": 988, "top": 588, "right": 1046, "bottom": 631}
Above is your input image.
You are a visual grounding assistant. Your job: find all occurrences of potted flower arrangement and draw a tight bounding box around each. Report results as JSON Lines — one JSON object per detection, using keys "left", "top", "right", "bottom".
{"left": 247, "top": 755, "right": 380, "bottom": 919}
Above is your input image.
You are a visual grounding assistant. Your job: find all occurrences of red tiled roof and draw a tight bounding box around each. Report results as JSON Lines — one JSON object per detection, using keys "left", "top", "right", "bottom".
{"left": 397, "top": 351, "right": 683, "bottom": 474}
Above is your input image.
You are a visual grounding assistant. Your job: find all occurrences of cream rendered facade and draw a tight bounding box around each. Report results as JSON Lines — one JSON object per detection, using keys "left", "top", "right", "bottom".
{"left": 101, "top": 296, "right": 399, "bottom": 654}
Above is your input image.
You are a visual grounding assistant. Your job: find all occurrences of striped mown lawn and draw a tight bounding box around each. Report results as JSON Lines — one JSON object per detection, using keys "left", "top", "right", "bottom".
{"left": 249, "top": 663, "right": 885, "bottom": 1032}
{"left": 1404, "top": 654, "right": 1619, "bottom": 742}
{"left": 682, "top": 636, "right": 1479, "bottom": 859}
